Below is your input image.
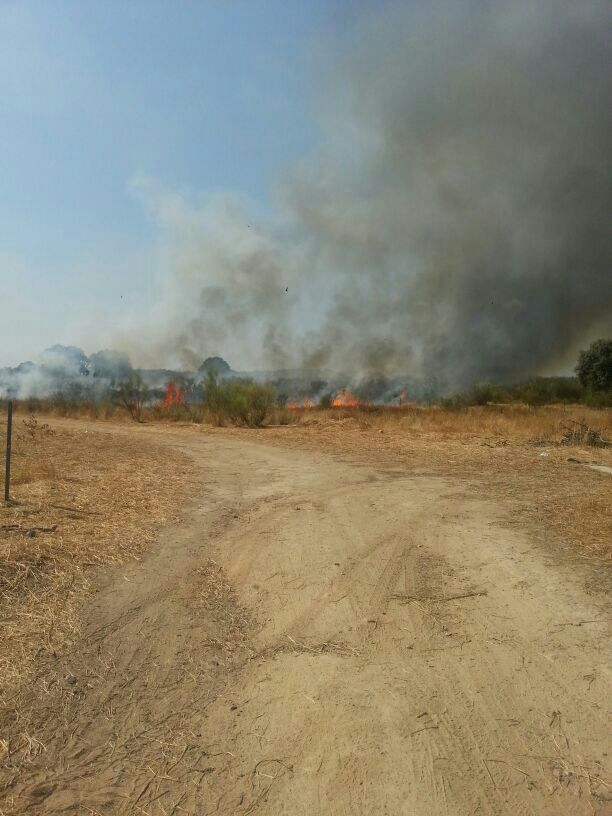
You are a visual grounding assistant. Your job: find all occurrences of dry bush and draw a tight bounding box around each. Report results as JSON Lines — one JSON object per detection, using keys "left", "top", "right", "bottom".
{"left": 148, "top": 402, "right": 206, "bottom": 424}
{"left": 559, "top": 419, "right": 610, "bottom": 448}
{"left": 16, "top": 397, "right": 123, "bottom": 422}
{"left": 10, "top": 415, "right": 57, "bottom": 485}
{"left": 267, "top": 408, "right": 302, "bottom": 426}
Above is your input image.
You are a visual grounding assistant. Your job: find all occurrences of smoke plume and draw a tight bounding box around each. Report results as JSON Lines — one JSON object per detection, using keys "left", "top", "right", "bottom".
{"left": 115, "top": 0, "right": 612, "bottom": 391}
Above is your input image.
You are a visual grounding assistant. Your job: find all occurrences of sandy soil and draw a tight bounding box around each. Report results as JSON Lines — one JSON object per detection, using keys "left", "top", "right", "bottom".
{"left": 1, "top": 421, "right": 610, "bottom": 815}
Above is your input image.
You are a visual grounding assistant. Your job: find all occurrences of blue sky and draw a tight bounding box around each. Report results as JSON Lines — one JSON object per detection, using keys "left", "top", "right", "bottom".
{"left": 0, "top": 0, "right": 354, "bottom": 366}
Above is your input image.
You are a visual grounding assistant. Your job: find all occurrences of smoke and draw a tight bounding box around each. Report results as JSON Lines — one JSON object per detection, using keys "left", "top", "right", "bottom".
{"left": 113, "top": 0, "right": 611, "bottom": 391}
{"left": 116, "top": 177, "right": 300, "bottom": 373}
{"left": 0, "top": 346, "right": 133, "bottom": 400}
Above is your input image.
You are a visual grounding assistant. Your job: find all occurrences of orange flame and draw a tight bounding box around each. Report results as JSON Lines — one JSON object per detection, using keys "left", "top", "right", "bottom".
{"left": 286, "top": 388, "right": 415, "bottom": 410}
{"left": 287, "top": 396, "right": 315, "bottom": 410}
{"left": 390, "top": 388, "right": 416, "bottom": 409}
{"left": 163, "top": 381, "right": 184, "bottom": 407}
{"left": 331, "top": 388, "right": 363, "bottom": 408}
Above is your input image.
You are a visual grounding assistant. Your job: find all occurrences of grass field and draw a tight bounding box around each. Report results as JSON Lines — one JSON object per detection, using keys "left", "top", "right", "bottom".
{"left": 0, "top": 414, "right": 198, "bottom": 746}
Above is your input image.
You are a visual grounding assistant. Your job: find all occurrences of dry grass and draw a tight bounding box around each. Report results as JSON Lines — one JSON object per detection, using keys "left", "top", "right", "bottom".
{"left": 0, "top": 412, "right": 199, "bottom": 729}
{"left": 292, "top": 403, "right": 612, "bottom": 443}
{"left": 249, "top": 404, "right": 612, "bottom": 562}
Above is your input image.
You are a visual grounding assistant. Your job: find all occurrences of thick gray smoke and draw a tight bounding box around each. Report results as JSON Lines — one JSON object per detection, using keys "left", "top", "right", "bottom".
{"left": 115, "top": 0, "right": 611, "bottom": 391}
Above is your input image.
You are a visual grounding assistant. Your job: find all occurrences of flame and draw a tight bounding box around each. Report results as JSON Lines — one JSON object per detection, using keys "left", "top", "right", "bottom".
{"left": 287, "top": 396, "right": 315, "bottom": 410}
{"left": 286, "top": 388, "right": 415, "bottom": 410}
{"left": 390, "top": 388, "right": 416, "bottom": 409}
{"left": 331, "top": 388, "right": 363, "bottom": 408}
{"left": 163, "top": 381, "right": 184, "bottom": 407}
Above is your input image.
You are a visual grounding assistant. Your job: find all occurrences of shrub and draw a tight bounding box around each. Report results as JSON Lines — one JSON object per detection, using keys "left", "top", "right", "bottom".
{"left": 204, "top": 372, "right": 276, "bottom": 427}
{"left": 442, "top": 376, "right": 586, "bottom": 407}
{"left": 512, "top": 377, "right": 584, "bottom": 406}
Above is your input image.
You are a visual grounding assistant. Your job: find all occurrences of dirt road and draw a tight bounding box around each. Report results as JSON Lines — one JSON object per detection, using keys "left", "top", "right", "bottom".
{"left": 4, "top": 424, "right": 610, "bottom": 815}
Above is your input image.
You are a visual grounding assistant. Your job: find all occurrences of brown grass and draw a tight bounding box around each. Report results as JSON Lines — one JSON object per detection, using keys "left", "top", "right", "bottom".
{"left": 247, "top": 403, "right": 612, "bottom": 562}
{"left": 0, "top": 412, "right": 199, "bottom": 732}
{"left": 293, "top": 403, "right": 612, "bottom": 442}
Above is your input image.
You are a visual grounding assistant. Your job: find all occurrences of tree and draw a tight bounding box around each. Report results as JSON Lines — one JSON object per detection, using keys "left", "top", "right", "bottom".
{"left": 198, "top": 356, "right": 231, "bottom": 376}
{"left": 576, "top": 339, "right": 612, "bottom": 393}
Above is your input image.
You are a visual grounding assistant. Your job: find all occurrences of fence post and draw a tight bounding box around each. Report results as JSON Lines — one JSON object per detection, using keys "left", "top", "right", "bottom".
{"left": 4, "top": 400, "right": 12, "bottom": 503}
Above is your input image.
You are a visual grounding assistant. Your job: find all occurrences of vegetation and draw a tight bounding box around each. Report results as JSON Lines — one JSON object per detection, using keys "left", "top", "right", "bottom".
{"left": 203, "top": 371, "right": 276, "bottom": 427}
{"left": 576, "top": 339, "right": 612, "bottom": 397}
{"left": 117, "top": 373, "right": 149, "bottom": 422}
{"left": 439, "top": 378, "right": 573, "bottom": 408}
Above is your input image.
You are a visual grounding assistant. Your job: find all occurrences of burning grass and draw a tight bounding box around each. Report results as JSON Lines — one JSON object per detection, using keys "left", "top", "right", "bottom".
{"left": 0, "top": 413, "right": 198, "bottom": 740}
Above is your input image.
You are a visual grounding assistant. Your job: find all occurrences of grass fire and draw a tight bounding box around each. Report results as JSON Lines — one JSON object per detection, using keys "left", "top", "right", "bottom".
{"left": 1, "top": 2, "right": 611, "bottom": 814}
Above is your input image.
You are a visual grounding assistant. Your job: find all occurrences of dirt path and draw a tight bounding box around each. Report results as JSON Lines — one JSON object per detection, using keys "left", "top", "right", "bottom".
{"left": 3, "top": 424, "right": 610, "bottom": 815}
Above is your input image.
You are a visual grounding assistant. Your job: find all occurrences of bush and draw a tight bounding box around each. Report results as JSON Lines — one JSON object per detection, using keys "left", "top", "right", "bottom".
{"left": 585, "top": 389, "right": 612, "bottom": 408}
{"left": 512, "top": 377, "right": 584, "bottom": 406}
{"left": 441, "top": 376, "right": 587, "bottom": 407}
{"left": 204, "top": 372, "right": 276, "bottom": 427}
{"left": 576, "top": 339, "right": 612, "bottom": 393}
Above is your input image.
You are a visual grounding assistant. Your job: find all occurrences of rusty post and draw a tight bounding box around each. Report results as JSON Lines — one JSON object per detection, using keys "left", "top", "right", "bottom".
{"left": 4, "top": 400, "right": 12, "bottom": 503}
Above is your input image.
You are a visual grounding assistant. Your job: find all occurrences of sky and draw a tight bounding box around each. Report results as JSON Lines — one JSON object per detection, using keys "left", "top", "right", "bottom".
{"left": 0, "top": 0, "right": 353, "bottom": 367}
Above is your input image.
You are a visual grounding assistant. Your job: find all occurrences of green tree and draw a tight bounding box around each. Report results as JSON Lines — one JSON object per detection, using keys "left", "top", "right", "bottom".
{"left": 576, "top": 339, "right": 612, "bottom": 393}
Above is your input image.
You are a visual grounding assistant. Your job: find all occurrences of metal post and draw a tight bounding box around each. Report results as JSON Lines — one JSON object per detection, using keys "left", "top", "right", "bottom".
{"left": 4, "top": 400, "right": 13, "bottom": 503}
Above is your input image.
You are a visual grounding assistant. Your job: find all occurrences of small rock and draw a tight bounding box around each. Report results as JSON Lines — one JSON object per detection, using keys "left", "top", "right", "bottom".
{"left": 566, "top": 457, "right": 581, "bottom": 464}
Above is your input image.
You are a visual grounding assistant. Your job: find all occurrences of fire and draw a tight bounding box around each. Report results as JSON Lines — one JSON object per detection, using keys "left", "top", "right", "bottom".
{"left": 286, "top": 388, "right": 414, "bottom": 410}
{"left": 391, "top": 388, "right": 416, "bottom": 409}
{"left": 331, "top": 388, "right": 363, "bottom": 408}
{"left": 287, "top": 396, "right": 315, "bottom": 410}
{"left": 163, "top": 381, "right": 184, "bottom": 407}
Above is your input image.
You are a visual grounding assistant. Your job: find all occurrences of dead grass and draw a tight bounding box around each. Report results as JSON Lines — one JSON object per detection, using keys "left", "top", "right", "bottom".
{"left": 243, "top": 404, "right": 612, "bottom": 562}
{"left": 296, "top": 403, "right": 611, "bottom": 444}
{"left": 0, "top": 412, "right": 199, "bottom": 732}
